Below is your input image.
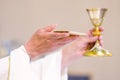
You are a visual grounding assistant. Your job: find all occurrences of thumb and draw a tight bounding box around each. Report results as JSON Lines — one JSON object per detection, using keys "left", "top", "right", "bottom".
{"left": 89, "top": 36, "right": 98, "bottom": 43}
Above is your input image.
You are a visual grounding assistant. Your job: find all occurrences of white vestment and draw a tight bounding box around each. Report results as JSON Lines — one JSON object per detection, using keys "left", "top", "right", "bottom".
{"left": 0, "top": 46, "right": 68, "bottom": 80}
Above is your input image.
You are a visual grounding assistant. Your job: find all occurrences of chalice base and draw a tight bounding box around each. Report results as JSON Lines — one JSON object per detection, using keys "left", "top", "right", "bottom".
{"left": 83, "top": 46, "right": 112, "bottom": 57}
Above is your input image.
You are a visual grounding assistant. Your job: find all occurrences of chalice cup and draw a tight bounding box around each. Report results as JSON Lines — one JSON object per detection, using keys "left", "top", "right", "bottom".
{"left": 83, "top": 8, "right": 112, "bottom": 56}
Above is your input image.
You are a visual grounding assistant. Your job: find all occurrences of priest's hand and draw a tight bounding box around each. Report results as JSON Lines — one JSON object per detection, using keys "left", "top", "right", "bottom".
{"left": 24, "top": 24, "right": 78, "bottom": 60}
{"left": 61, "top": 27, "right": 104, "bottom": 70}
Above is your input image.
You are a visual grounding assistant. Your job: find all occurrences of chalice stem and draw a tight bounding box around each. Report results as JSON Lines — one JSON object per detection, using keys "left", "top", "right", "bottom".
{"left": 93, "top": 26, "right": 101, "bottom": 36}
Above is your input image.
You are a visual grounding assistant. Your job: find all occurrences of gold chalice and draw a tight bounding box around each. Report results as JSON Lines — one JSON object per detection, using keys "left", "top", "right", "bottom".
{"left": 83, "top": 8, "right": 112, "bottom": 56}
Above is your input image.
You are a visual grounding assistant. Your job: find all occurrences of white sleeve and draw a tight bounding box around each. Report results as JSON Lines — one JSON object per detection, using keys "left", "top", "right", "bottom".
{"left": 0, "top": 56, "right": 9, "bottom": 80}
{"left": 9, "top": 45, "right": 38, "bottom": 80}
{"left": 30, "top": 48, "right": 68, "bottom": 80}
{"left": 61, "top": 68, "right": 68, "bottom": 80}
{"left": 0, "top": 45, "right": 31, "bottom": 80}
{"left": 0, "top": 45, "right": 69, "bottom": 80}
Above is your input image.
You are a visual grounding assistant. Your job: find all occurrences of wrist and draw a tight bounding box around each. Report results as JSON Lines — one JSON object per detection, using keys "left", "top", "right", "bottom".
{"left": 24, "top": 43, "right": 47, "bottom": 61}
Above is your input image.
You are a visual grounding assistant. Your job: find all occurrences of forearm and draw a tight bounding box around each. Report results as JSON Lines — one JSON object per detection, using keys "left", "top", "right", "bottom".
{"left": 61, "top": 46, "right": 76, "bottom": 71}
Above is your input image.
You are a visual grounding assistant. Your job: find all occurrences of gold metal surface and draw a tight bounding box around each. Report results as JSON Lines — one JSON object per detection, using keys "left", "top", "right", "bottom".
{"left": 83, "top": 8, "right": 112, "bottom": 57}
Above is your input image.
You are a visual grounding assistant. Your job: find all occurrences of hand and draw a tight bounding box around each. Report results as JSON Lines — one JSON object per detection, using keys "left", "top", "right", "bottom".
{"left": 86, "top": 27, "right": 104, "bottom": 49}
{"left": 61, "top": 27, "right": 104, "bottom": 70}
{"left": 24, "top": 24, "right": 78, "bottom": 60}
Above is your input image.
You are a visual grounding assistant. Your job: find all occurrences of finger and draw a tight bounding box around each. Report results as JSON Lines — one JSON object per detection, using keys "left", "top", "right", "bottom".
{"left": 47, "top": 32, "right": 70, "bottom": 39}
{"left": 98, "top": 36, "right": 104, "bottom": 46}
{"left": 81, "top": 36, "right": 98, "bottom": 50}
{"left": 78, "top": 36, "right": 98, "bottom": 43}
{"left": 98, "top": 36, "right": 102, "bottom": 41}
{"left": 87, "top": 28, "right": 94, "bottom": 37}
{"left": 99, "top": 27, "right": 104, "bottom": 32}
{"left": 88, "top": 36, "right": 98, "bottom": 43}
{"left": 55, "top": 35, "right": 79, "bottom": 45}
{"left": 52, "top": 31, "right": 79, "bottom": 39}
{"left": 99, "top": 40, "right": 104, "bottom": 46}
{"left": 41, "top": 24, "right": 57, "bottom": 32}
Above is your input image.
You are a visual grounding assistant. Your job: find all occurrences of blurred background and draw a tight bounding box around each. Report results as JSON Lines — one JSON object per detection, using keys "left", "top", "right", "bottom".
{"left": 0, "top": 0, "right": 120, "bottom": 80}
